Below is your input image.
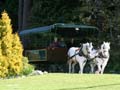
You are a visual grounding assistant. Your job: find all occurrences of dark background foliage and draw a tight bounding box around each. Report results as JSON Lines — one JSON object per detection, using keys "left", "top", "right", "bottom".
{"left": 0, "top": 0, "right": 120, "bottom": 73}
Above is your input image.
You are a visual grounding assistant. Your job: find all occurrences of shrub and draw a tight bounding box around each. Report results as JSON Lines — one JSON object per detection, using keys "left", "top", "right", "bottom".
{"left": 21, "top": 57, "right": 35, "bottom": 75}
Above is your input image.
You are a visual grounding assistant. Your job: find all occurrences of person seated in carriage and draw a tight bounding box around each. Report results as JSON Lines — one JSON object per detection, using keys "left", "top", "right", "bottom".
{"left": 49, "top": 37, "right": 60, "bottom": 48}
{"left": 49, "top": 37, "right": 67, "bottom": 48}
{"left": 59, "top": 37, "right": 67, "bottom": 48}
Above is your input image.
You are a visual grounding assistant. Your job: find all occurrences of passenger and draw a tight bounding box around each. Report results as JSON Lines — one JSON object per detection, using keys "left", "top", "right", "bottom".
{"left": 59, "top": 37, "right": 67, "bottom": 48}
{"left": 49, "top": 37, "right": 60, "bottom": 48}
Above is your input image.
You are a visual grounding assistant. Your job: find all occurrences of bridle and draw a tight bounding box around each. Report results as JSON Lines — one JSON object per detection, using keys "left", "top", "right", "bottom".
{"left": 98, "top": 44, "right": 109, "bottom": 59}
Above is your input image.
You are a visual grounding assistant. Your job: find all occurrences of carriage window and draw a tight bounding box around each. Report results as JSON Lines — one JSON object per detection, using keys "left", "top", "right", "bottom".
{"left": 25, "top": 49, "right": 47, "bottom": 61}
{"left": 39, "top": 49, "right": 47, "bottom": 60}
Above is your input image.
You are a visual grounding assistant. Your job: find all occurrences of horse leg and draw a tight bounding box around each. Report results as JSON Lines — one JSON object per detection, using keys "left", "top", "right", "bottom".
{"left": 90, "top": 63, "right": 95, "bottom": 73}
{"left": 78, "top": 61, "right": 86, "bottom": 74}
{"left": 71, "top": 62, "right": 76, "bottom": 73}
{"left": 101, "top": 60, "right": 108, "bottom": 74}
{"left": 96, "top": 64, "right": 102, "bottom": 74}
{"left": 68, "top": 60, "right": 72, "bottom": 73}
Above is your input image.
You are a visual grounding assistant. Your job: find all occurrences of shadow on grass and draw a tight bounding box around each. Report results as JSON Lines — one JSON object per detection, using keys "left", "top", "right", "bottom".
{"left": 59, "top": 83, "right": 120, "bottom": 90}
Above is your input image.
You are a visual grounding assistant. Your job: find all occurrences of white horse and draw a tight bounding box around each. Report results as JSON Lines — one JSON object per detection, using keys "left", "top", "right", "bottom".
{"left": 89, "top": 42, "right": 110, "bottom": 74}
{"left": 67, "top": 42, "right": 93, "bottom": 74}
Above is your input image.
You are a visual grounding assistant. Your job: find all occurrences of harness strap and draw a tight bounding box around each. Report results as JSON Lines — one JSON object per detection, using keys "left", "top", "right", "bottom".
{"left": 98, "top": 52, "right": 108, "bottom": 59}
{"left": 68, "top": 50, "right": 80, "bottom": 60}
{"left": 68, "top": 46, "right": 88, "bottom": 60}
{"left": 79, "top": 49, "right": 88, "bottom": 58}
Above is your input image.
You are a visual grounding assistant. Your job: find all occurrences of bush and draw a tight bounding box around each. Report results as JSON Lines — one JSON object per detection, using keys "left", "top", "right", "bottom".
{"left": 21, "top": 57, "right": 35, "bottom": 75}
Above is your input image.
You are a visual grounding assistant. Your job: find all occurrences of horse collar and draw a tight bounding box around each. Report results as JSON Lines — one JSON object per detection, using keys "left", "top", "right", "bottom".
{"left": 98, "top": 52, "right": 108, "bottom": 59}
{"left": 78, "top": 48, "right": 88, "bottom": 58}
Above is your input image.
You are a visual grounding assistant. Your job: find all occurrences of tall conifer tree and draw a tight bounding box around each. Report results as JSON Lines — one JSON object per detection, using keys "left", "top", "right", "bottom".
{"left": 0, "top": 11, "right": 23, "bottom": 78}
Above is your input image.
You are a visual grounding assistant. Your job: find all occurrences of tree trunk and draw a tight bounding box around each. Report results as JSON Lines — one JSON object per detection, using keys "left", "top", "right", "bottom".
{"left": 18, "top": 0, "right": 23, "bottom": 31}
{"left": 22, "top": 0, "right": 31, "bottom": 30}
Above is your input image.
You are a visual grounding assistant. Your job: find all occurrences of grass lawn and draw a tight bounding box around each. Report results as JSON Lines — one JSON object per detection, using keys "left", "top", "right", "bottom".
{"left": 0, "top": 73, "right": 120, "bottom": 90}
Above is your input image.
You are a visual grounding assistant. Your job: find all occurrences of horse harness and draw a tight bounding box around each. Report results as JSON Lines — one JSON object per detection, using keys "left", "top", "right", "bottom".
{"left": 68, "top": 46, "right": 88, "bottom": 60}
{"left": 98, "top": 52, "right": 108, "bottom": 58}
{"left": 90, "top": 51, "right": 109, "bottom": 64}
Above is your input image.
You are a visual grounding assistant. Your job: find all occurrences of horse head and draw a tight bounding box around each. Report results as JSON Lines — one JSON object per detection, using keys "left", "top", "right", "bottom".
{"left": 100, "top": 42, "right": 110, "bottom": 58}
{"left": 101, "top": 42, "right": 110, "bottom": 51}
{"left": 82, "top": 42, "right": 93, "bottom": 59}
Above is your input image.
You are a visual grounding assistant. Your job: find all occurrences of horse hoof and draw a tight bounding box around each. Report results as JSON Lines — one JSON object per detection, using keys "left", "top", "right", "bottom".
{"left": 95, "top": 71, "right": 99, "bottom": 74}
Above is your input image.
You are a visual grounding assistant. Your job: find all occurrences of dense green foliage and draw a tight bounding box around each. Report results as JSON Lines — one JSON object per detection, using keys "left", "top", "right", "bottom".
{"left": 1, "top": 0, "right": 120, "bottom": 32}
{"left": 29, "top": 0, "right": 120, "bottom": 32}
{"left": 21, "top": 57, "right": 35, "bottom": 75}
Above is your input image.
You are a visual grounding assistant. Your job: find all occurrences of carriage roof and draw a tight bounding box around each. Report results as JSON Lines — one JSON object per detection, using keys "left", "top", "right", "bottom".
{"left": 19, "top": 23, "right": 99, "bottom": 36}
